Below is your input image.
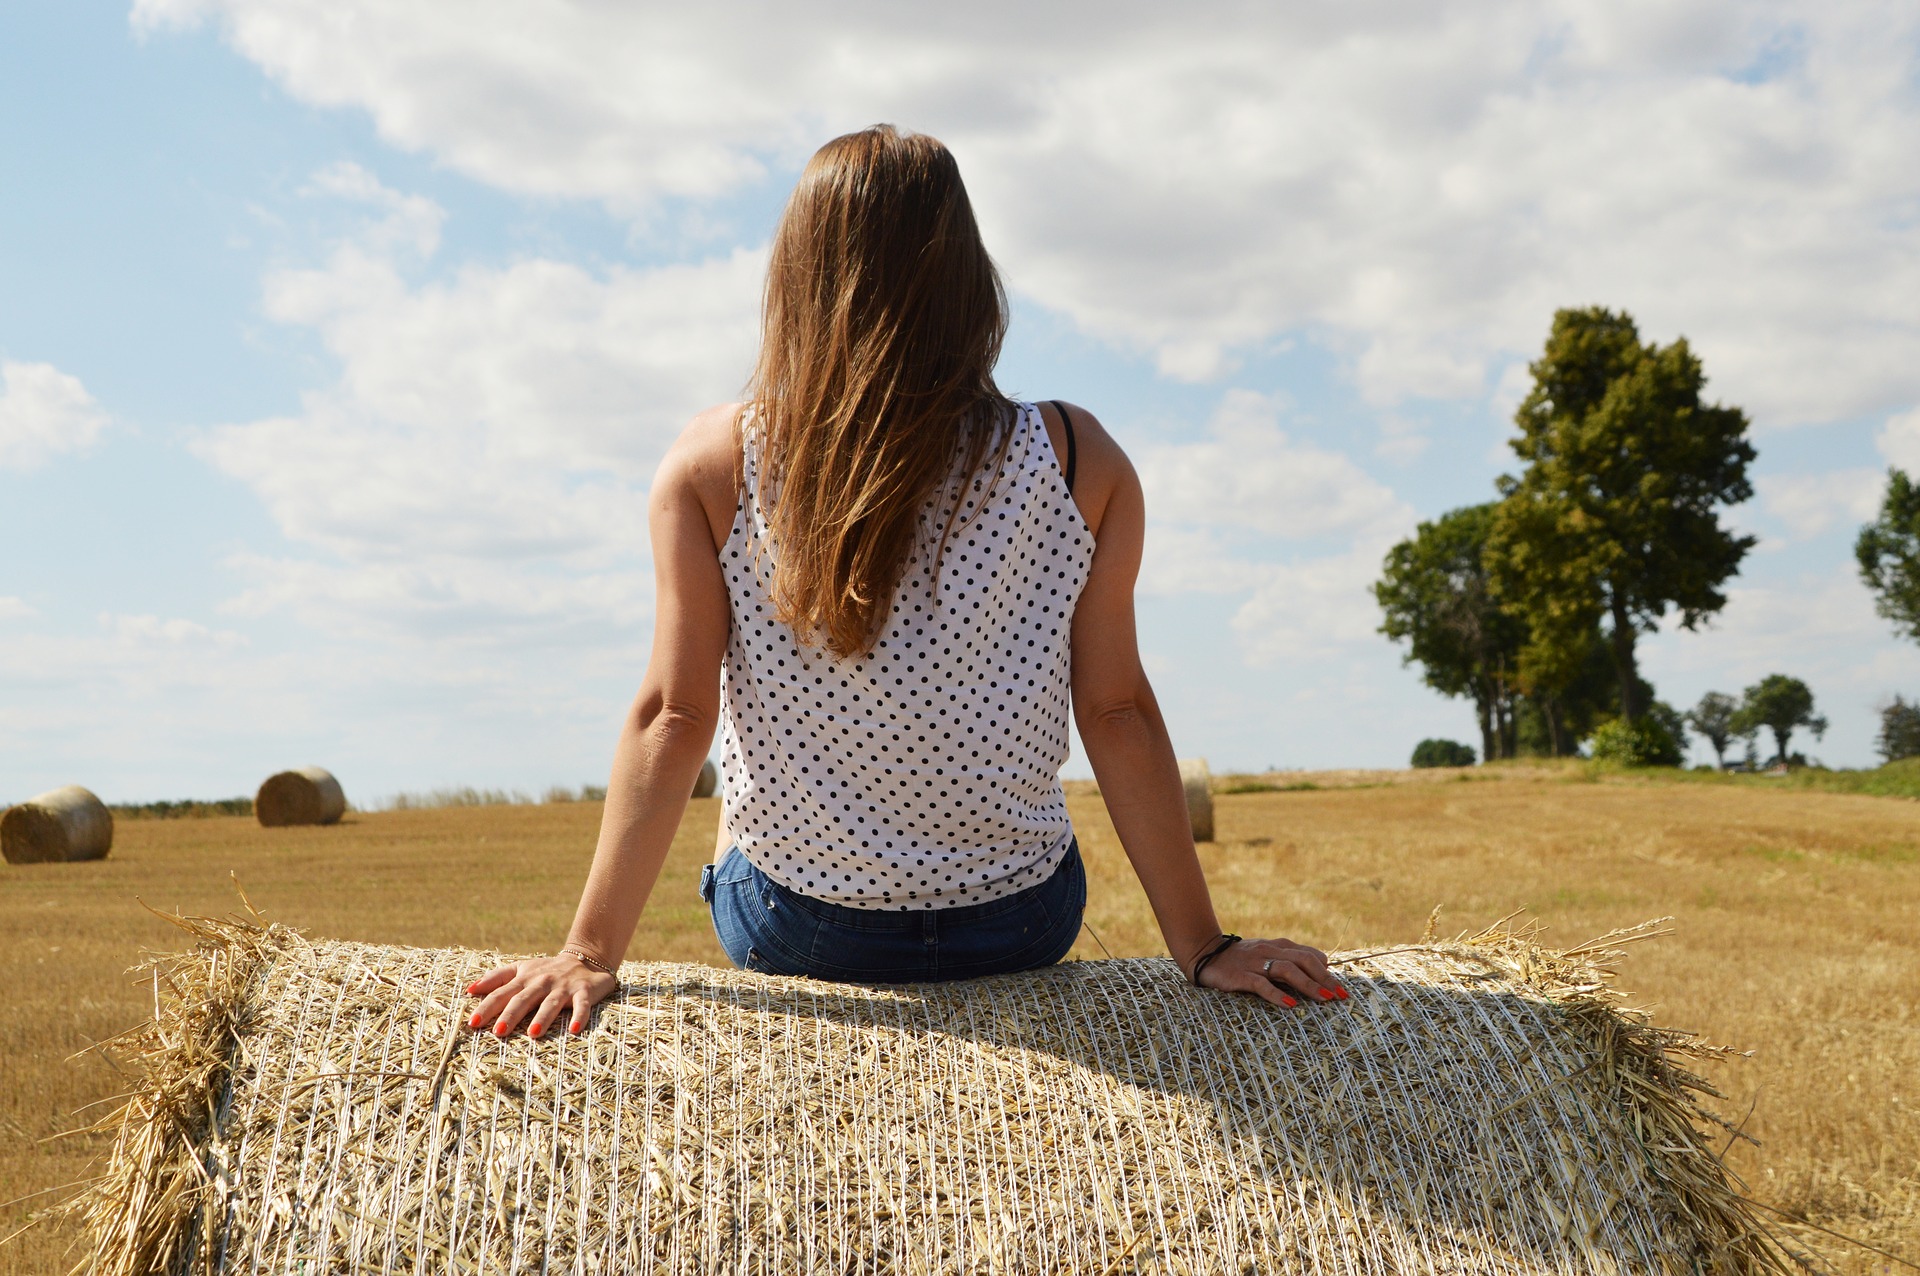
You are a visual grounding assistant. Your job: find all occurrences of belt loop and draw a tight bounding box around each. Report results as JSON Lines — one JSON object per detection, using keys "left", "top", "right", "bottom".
{"left": 699, "top": 862, "right": 715, "bottom": 904}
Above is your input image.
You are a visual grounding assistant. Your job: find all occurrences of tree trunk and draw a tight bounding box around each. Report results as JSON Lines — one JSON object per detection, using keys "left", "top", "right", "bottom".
{"left": 1709, "top": 737, "right": 1727, "bottom": 768}
{"left": 1772, "top": 727, "right": 1791, "bottom": 765}
{"left": 1474, "top": 682, "right": 1496, "bottom": 765}
{"left": 1608, "top": 590, "right": 1641, "bottom": 723}
{"left": 1545, "top": 696, "right": 1564, "bottom": 756}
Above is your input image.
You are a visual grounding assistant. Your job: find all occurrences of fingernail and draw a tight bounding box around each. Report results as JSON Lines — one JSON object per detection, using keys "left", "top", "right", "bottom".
{"left": 529, "top": 1024, "right": 542, "bottom": 1038}
{"left": 1319, "top": 989, "right": 1334, "bottom": 1000}
{"left": 1336, "top": 988, "right": 1349, "bottom": 1000}
{"left": 569, "top": 1022, "right": 582, "bottom": 1035}
{"left": 1282, "top": 996, "right": 1297, "bottom": 1008}
{"left": 494, "top": 1025, "right": 508, "bottom": 1037}
{"left": 468, "top": 1015, "right": 482, "bottom": 1029}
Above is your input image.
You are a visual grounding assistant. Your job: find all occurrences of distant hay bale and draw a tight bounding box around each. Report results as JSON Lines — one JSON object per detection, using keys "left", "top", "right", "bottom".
{"left": 68, "top": 916, "right": 1795, "bottom": 1275}
{"left": 1179, "top": 756, "right": 1214, "bottom": 842}
{"left": 693, "top": 758, "right": 718, "bottom": 799}
{"left": 1, "top": 785, "right": 112, "bottom": 864}
{"left": 253, "top": 767, "right": 346, "bottom": 828}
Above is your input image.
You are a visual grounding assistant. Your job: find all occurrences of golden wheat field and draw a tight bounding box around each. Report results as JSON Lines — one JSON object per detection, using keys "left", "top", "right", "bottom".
{"left": 1, "top": 770, "right": 1915, "bottom": 1273}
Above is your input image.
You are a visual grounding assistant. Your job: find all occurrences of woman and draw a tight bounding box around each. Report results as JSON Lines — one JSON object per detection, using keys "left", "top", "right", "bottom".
{"left": 467, "top": 125, "right": 1345, "bottom": 1039}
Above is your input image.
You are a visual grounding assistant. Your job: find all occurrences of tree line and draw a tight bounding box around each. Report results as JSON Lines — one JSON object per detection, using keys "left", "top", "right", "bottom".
{"left": 1377, "top": 306, "right": 1853, "bottom": 770}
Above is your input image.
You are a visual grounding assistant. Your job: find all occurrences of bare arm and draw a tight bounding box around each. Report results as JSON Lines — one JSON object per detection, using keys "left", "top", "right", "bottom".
{"left": 1056, "top": 403, "right": 1345, "bottom": 1007}
{"left": 468, "top": 408, "right": 737, "bottom": 1037}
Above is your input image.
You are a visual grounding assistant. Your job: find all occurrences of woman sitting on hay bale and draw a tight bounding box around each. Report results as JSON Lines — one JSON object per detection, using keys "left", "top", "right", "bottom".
{"left": 468, "top": 125, "right": 1347, "bottom": 1038}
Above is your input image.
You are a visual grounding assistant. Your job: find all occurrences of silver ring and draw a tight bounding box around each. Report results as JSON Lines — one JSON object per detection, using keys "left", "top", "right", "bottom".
{"left": 1261, "top": 958, "right": 1275, "bottom": 975}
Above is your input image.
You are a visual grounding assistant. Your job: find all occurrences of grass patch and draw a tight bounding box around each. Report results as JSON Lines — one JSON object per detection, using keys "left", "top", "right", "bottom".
{"left": 1216, "top": 779, "right": 1321, "bottom": 794}
{"left": 1579, "top": 757, "right": 1920, "bottom": 801}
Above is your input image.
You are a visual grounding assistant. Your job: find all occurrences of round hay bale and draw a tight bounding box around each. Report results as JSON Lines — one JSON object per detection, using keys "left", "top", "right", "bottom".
{"left": 70, "top": 918, "right": 1793, "bottom": 1275}
{"left": 1, "top": 785, "right": 112, "bottom": 864}
{"left": 254, "top": 767, "right": 347, "bottom": 828}
{"left": 692, "top": 758, "right": 718, "bottom": 799}
{"left": 1178, "top": 755, "right": 1214, "bottom": 842}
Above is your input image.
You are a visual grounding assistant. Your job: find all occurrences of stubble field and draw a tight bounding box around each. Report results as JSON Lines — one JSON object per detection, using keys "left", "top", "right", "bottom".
{"left": 1, "top": 770, "right": 1915, "bottom": 1272}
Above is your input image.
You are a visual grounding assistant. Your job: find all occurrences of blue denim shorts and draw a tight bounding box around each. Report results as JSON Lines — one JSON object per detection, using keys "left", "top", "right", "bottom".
{"left": 700, "top": 839, "right": 1086, "bottom": 983}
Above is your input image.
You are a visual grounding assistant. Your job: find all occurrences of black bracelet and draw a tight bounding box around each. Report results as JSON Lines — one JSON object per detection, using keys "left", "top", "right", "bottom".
{"left": 1188, "top": 933, "right": 1242, "bottom": 987}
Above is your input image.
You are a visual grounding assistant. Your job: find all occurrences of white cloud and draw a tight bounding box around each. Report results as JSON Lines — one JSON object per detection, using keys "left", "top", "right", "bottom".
{"left": 1136, "top": 526, "right": 1267, "bottom": 598}
{"left": 1134, "top": 389, "right": 1415, "bottom": 665}
{"left": 1755, "top": 467, "right": 1881, "bottom": 540}
{"left": 133, "top": 1, "right": 1920, "bottom": 424}
{"left": 0, "top": 361, "right": 109, "bottom": 470}
{"left": 1875, "top": 406, "right": 1920, "bottom": 472}
{"left": 191, "top": 168, "right": 762, "bottom": 642}
{"left": 1139, "top": 390, "right": 1410, "bottom": 542}
{"left": 302, "top": 159, "right": 445, "bottom": 256}
{"left": 1374, "top": 414, "right": 1431, "bottom": 465}
{"left": 101, "top": 613, "right": 248, "bottom": 649}
{"left": 1232, "top": 543, "right": 1404, "bottom": 667}
{"left": 0, "top": 597, "right": 37, "bottom": 620}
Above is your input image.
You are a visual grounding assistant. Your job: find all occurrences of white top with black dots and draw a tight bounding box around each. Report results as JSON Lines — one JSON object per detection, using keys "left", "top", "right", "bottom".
{"left": 716, "top": 401, "right": 1094, "bottom": 910}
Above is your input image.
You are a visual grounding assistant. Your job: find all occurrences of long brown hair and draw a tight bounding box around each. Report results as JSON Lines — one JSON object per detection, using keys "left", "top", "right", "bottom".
{"left": 742, "top": 124, "right": 1014, "bottom": 659}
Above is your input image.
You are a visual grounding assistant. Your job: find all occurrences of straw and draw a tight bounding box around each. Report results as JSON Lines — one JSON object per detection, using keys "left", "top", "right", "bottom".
{"left": 59, "top": 913, "right": 1800, "bottom": 1274}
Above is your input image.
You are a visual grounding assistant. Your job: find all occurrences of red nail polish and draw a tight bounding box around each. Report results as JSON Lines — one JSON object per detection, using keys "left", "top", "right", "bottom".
{"left": 1282, "top": 996, "right": 1297, "bottom": 1008}
{"left": 1336, "top": 988, "right": 1349, "bottom": 1000}
{"left": 469, "top": 1015, "right": 482, "bottom": 1029}
{"left": 495, "top": 1025, "right": 508, "bottom": 1037}
{"left": 1319, "top": 989, "right": 1333, "bottom": 1000}
{"left": 529, "top": 1024, "right": 542, "bottom": 1038}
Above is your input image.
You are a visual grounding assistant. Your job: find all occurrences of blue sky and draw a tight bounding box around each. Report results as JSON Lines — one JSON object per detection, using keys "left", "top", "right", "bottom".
{"left": 4, "top": 2, "right": 1920, "bottom": 803}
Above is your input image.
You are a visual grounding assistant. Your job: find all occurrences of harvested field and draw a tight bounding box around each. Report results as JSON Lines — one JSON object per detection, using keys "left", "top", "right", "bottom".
{"left": 3, "top": 775, "right": 1917, "bottom": 1272}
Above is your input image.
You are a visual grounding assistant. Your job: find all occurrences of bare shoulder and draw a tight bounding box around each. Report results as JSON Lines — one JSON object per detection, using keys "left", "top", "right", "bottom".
{"left": 1039, "top": 400, "right": 1138, "bottom": 539}
{"left": 653, "top": 403, "right": 744, "bottom": 546}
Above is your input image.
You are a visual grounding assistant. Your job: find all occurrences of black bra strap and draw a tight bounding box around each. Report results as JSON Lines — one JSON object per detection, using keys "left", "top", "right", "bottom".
{"left": 1048, "top": 400, "right": 1076, "bottom": 495}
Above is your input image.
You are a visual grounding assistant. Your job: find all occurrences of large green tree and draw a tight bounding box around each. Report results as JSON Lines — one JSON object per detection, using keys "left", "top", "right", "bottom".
{"left": 1485, "top": 307, "right": 1756, "bottom": 724}
{"left": 1684, "top": 691, "right": 1743, "bottom": 768}
{"left": 1731, "top": 674, "right": 1827, "bottom": 765}
{"left": 1855, "top": 468, "right": 1920, "bottom": 639}
{"left": 1375, "top": 503, "right": 1526, "bottom": 762}
{"left": 1511, "top": 625, "right": 1642, "bottom": 757}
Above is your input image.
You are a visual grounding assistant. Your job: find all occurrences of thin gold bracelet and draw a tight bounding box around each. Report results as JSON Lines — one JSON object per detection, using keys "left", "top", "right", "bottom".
{"left": 561, "top": 947, "right": 615, "bottom": 975}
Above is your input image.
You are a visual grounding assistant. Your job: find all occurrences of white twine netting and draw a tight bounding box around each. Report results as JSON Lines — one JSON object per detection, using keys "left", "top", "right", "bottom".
{"left": 75, "top": 919, "right": 1794, "bottom": 1275}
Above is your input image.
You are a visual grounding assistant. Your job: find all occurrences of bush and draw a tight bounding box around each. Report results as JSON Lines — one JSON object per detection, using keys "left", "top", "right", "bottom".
{"left": 1587, "top": 716, "right": 1683, "bottom": 767}
{"left": 1878, "top": 696, "right": 1920, "bottom": 763}
{"left": 1411, "top": 738, "right": 1476, "bottom": 768}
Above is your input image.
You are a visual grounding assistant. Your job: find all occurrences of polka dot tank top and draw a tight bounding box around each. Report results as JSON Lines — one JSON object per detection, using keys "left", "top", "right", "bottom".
{"left": 717, "top": 401, "right": 1094, "bottom": 910}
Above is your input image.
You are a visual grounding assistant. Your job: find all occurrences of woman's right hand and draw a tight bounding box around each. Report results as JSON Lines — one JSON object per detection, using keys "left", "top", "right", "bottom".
{"left": 466, "top": 954, "right": 619, "bottom": 1039}
{"left": 1193, "top": 937, "right": 1348, "bottom": 1009}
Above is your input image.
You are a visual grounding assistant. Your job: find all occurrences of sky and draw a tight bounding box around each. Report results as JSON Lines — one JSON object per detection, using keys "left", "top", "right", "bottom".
{"left": 4, "top": 2, "right": 1920, "bottom": 804}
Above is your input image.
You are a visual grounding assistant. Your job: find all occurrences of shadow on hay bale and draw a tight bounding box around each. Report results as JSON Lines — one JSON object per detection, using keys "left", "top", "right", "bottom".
{"left": 1, "top": 785, "right": 113, "bottom": 864}
{"left": 253, "top": 767, "right": 346, "bottom": 828}
{"left": 61, "top": 915, "right": 1798, "bottom": 1275}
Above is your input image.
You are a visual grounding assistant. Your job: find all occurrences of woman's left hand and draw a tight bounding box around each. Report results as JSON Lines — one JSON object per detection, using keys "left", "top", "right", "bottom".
{"left": 1195, "top": 937, "right": 1347, "bottom": 1009}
